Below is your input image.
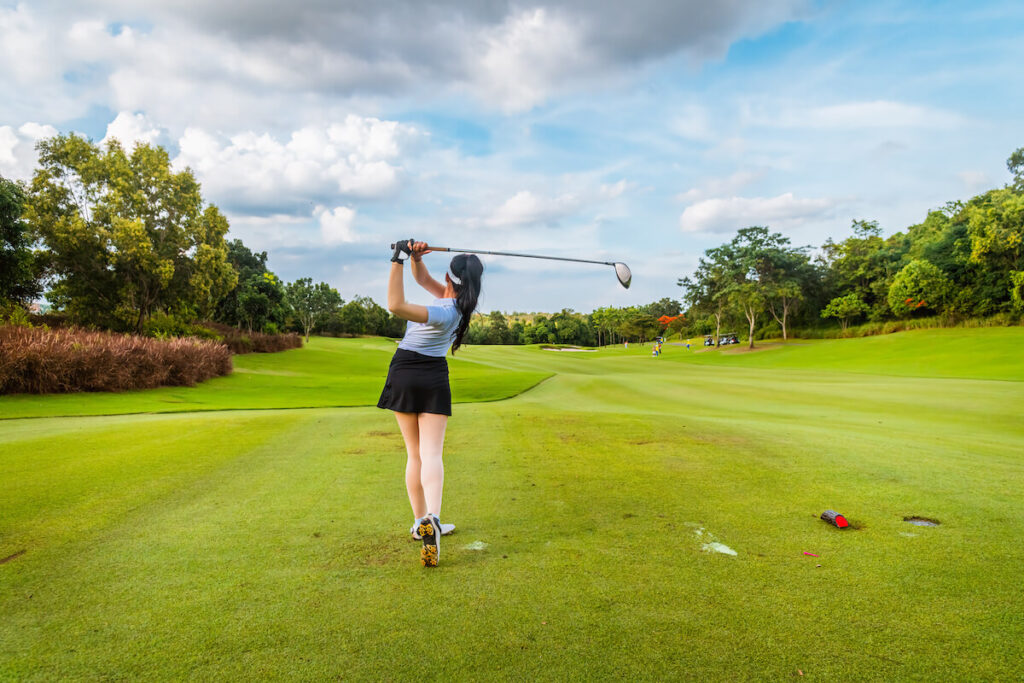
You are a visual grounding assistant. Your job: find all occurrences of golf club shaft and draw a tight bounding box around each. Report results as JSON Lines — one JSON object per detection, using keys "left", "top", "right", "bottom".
{"left": 395, "top": 244, "right": 616, "bottom": 267}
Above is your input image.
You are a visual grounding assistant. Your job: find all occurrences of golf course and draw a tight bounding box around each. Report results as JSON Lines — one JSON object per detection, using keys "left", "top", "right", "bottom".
{"left": 2, "top": 328, "right": 1022, "bottom": 680}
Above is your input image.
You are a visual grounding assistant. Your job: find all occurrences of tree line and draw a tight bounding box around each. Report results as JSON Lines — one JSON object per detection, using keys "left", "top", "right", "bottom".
{"left": 4, "top": 136, "right": 1021, "bottom": 347}
{"left": 462, "top": 299, "right": 686, "bottom": 347}
{"left": 679, "top": 148, "right": 1024, "bottom": 348}
{"left": 0, "top": 134, "right": 405, "bottom": 341}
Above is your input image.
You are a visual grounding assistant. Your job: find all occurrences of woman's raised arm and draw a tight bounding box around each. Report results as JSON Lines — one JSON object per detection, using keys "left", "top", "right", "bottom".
{"left": 410, "top": 241, "right": 446, "bottom": 298}
{"left": 387, "top": 261, "right": 429, "bottom": 323}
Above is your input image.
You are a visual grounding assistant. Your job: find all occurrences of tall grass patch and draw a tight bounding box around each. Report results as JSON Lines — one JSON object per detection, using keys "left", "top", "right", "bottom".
{"left": 0, "top": 325, "right": 232, "bottom": 394}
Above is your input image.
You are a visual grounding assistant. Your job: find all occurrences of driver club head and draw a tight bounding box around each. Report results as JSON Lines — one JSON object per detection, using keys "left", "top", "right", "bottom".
{"left": 614, "top": 262, "right": 632, "bottom": 289}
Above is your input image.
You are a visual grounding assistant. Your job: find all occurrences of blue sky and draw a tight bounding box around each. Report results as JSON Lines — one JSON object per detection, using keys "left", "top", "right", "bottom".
{"left": 1, "top": 0, "right": 1022, "bottom": 312}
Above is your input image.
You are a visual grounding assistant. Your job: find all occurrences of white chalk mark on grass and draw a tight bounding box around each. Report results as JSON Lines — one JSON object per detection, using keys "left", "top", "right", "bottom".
{"left": 702, "top": 542, "right": 738, "bottom": 556}
{"left": 689, "top": 524, "right": 739, "bottom": 556}
{"left": 463, "top": 541, "right": 489, "bottom": 551}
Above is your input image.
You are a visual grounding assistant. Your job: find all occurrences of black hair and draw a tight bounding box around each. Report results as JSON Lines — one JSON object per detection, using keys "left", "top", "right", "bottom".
{"left": 449, "top": 254, "right": 483, "bottom": 354}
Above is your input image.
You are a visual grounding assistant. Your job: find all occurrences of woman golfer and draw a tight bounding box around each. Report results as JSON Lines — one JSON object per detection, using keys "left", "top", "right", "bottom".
{"left": 379, "top": 239, "right": 483, "bottom": 567}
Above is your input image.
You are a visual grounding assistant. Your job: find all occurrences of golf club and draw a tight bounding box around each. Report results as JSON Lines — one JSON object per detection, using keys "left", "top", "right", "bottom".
{"left": 391, "top": 243, "right": 632, "bottom": 289}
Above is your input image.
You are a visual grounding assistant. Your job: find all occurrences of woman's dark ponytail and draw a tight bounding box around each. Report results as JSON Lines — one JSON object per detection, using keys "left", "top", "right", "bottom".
{"left": 450, "top": 254, "right": 483, "bottom": 354}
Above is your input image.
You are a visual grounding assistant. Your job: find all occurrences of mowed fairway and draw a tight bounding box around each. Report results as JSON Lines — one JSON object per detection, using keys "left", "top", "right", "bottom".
{"left": 2, "top": 330, "right": 1023, "bottom": 679}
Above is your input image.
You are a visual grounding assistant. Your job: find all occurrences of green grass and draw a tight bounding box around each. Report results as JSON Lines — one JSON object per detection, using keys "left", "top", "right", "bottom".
{"left": 0, "top": 336, "right": 550, "bottom": 419}
{"left": 675, "top": 327, "right": 1024, "bottom": 381}
{"left": 2, "top": 329, "right": 1022, "bottom": 679}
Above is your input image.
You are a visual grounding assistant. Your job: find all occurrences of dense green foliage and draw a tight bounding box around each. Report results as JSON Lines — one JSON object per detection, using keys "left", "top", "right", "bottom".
{"left": 460, "top": 298, "right": 683, "bottom": 347}
{"left": 285, "top": 278, "right": 343, "bottom": 341}
{"left": 0, "top": 175, "right": 43, "bottom": 305}
{"left": 680, "top": 148, "right": 1024, "bottom": 340}
{"left": 27, "top": 135, "right": 237, "bottom": 332}
{"left": 2, "top": 332, "right": 1022, "bottom": 678}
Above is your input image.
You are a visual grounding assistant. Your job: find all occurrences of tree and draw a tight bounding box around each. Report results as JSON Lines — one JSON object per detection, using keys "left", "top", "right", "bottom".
{"left": 238, "top": 272, "right": 286, "bottom": 333}
{"left": 1011, "top": 271, "right": 1024, "bottom": 311}
{"left": 643, "top": 298, "right": 682, "bottom": 318}
{"left": 718, "top": 227, "right": 785, "bottom": 349}
{"left": 1, "top": 175, "right": 43, "bottom": 305}
{"left": 1008, "top": 146, "right": 1024, "bottom": 192}
{"left": 485, "top": 311, "right": 512, "bottom": 344}
{"left": 964, "top": 187, "right": 1024, "bottom": 284}
{"left": 726, "top": 281, "right": 765, "bottom": 349}
{"left": 26, "top": 134, "right": 236, "bottom": 331}
{"left": 819, "top": 220, "right": 900, "bottom": 321}
{"left": 759, "top": 243, "right": 815, "bottom": 341}
{"left": 887, "top": 259, "right": 952, "bottom": 316}
{"left": 216, "top": 238, "right": 269, "bottom": 326}
{"left": 821, "top": 293, "right": 868, "bottom": 332}
{"left": 679, "top": 258, "right": 731, "bottom": 347}
{"left": 337, "top": 298, "right": 369, "bottom": 335}
{"left": 286, "top": 278, "right": 343, "bottom": 342}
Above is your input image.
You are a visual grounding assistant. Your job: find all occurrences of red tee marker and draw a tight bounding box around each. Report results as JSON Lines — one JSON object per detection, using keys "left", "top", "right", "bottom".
{"left": 820, "top": 510, "right": 849, "bottom": 528}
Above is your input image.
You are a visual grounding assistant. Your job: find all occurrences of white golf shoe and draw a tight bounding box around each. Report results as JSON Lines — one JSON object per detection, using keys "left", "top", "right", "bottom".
{"left": 410, "top": 521, "right": 455, "bottom": 539}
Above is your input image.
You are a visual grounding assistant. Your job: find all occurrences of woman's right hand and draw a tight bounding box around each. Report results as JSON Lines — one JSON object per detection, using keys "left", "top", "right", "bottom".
{"left": 410, "top": 241, "right": 432, "bottom": 262}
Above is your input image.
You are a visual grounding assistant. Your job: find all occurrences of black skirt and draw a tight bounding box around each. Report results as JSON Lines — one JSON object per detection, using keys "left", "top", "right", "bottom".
{"left": 377, "top": 348, "right": 452, "bottom": 416}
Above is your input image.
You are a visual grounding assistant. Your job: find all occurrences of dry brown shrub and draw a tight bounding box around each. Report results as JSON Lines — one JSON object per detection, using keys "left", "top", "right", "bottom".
{"left": 199, "top": 322, "right": 302, "bottom": 354}
{"left": 0, "top": 325, "right": 233, "bottom": 395}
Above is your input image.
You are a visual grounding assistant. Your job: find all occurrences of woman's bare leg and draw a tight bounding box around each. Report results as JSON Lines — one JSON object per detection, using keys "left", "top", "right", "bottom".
{"left": 395, "top": 411, "right": 427, "bottom": 519}
{"left": 417, "top": 413, "right": 448, "bottom": 516}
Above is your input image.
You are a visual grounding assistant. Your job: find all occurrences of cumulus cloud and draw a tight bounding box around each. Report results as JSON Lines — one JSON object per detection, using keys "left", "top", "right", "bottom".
{"left": 468, "top": 8, "right": 591, "bottom": 112}
{"left": 317, "top": 206, "right": 358, "bottom": 244}
{"left": 102, "top": 111, "right": 162, "bottom": 149}
{"left": 0, "top": 122, "right": 59, "bottom": 180}
{"left": 4, "top": 1, "right": 808, "bottom": 118}
{"left": 679, "top": 193, "right": 837, "bottom": 233}
{"left": 173, "top": 115, "right": 418, "bottom": 211}
{"left": 483, "top": 190, "right": 582, "bottom": 228}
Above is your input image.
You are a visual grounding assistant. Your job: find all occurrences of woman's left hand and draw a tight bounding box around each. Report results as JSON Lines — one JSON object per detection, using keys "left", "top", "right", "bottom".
{"left": 410, "top": 241, "right": 432, "bottom": 262}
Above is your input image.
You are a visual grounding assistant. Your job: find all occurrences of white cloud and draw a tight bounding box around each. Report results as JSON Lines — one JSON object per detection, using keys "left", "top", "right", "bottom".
{"left": 679, "top": 192, "right": 837, "bottom": 233}
{"left": 752, "top": 100, "right": 966, "bottom": 130}
{"left": 317, "top": 205, "right": 357, "bottom": 244}
{"left": 468, "top": 8, "right": 591, "bottom": 112}
{"left": 484, "top": 190, "right": 581, "bottom": 228}
{"left": 0, "top": 122, "right": 59, "bottom": 180}
{"left": 172, "top": 115, "right": 418, "bottom": 209}
{"left": 677, "top": 170, "right": 763, "bottom": 202}
{"left": 0, "top": 4, "right": 56, "bottom": 83}
{"left": 102, "top": 111, "right": 162, "bottom": 149}
{"left": 599, "top": 179, "right": 631, "bottom": 199}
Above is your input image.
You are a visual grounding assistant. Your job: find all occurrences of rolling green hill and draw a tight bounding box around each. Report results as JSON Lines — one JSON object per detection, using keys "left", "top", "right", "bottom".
{"left": 2, "top": 328, "right": 1022, "bottom": 679}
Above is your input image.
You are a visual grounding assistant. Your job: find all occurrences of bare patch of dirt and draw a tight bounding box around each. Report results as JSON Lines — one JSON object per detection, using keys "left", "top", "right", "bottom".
{"left": 366, "top": 430, "right": 398, "bottom": 438}
{"left": 904, "top": 516, "right": 941, "bottom": 527}
{"left": 0, "top": 549, "right": 26, "bottom": 564}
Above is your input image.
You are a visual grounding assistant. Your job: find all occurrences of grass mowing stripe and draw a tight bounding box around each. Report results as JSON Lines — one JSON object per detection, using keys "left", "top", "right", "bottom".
{"left": 0, "top": 336, "right": 550, "bottom": 420}
{"left": 1, "top": 329, "right": 1022, "bottom": 678}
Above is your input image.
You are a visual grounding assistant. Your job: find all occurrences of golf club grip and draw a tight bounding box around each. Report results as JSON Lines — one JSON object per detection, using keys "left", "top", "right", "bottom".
{"left": 388, "top": 242, "right": 450, "bottom": 252}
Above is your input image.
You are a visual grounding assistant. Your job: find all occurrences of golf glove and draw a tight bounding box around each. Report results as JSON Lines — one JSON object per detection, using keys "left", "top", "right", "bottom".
{"left": 391, "top": 239, "right": 414, "bottom": 263}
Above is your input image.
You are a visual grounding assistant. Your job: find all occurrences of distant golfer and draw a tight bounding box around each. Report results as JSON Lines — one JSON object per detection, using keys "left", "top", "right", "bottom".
{"left": 379, "top": 239, "right": 483, "bottom": 567}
